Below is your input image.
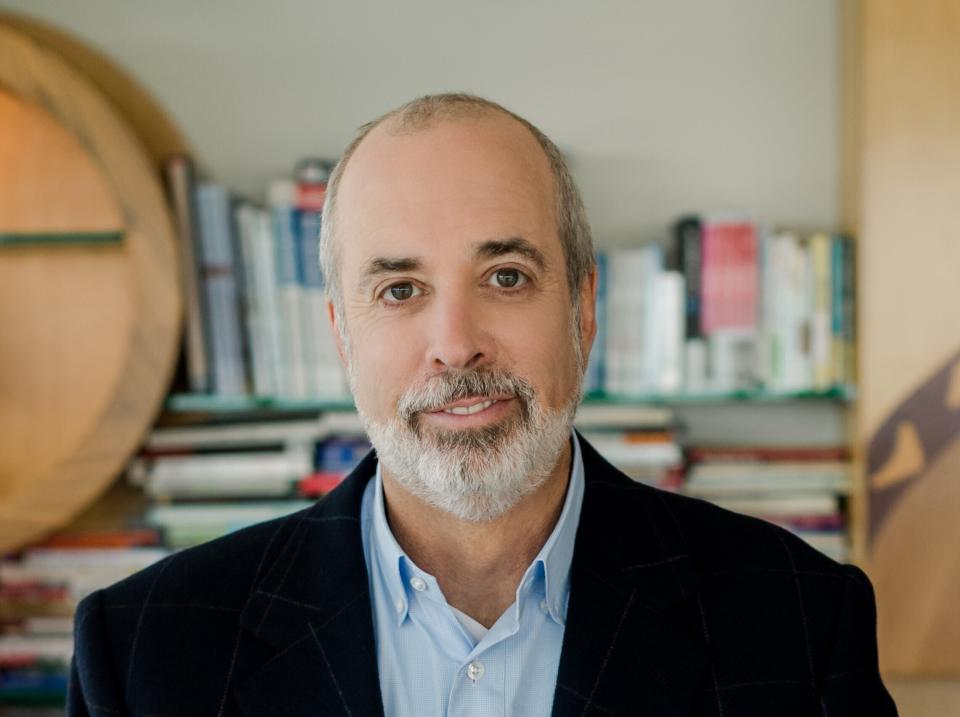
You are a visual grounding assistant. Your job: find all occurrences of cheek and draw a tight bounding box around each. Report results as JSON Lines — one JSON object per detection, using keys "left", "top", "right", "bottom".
{"left": 347, "top": 318, "right": 424, "bottom": 410}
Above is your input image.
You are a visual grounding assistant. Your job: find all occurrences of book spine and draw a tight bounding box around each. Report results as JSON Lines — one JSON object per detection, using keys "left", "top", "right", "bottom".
{"left": 642, "top": 244, "right": 664, "bottom": 393}
{"left": 196, "top": 182, "right": 246, "bottom": 396}
{"left": 584, "top": 252, "right": 607, "bottom": 394}
{"left": 234, "top": 203, "right": 272, "bottom": 397}
{"left": 842, "top": 237, "right": 857, "bottom": 386}
{"left": 295, "top": 177, "right": 345, "bottom": 398}
{"left": 675, "top": 216, "right": 703, "bottom": 338}
{"left": 269, "top": 180, "right": 308, "bottom": 399}
{"left": 254, "top": 209, "right": 286, "bottom": 396}
{"left": 164, "top": 155, "right": 209, "bottom": 393}
{"left": 830, "top": 234, "right": 845, "bottom": 386}
{"left": 656, "top": 270, "right": 685, "bottom": 393}
{"left": 809, "top": 233, "right": 832, "bottom": 390}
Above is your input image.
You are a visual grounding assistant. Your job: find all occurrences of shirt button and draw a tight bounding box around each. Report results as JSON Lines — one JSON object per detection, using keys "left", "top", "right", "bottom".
{"left": 409, "top": 576, "right": 427, "bottom": 592}
{"left": 466, "top": 661, "right": 485, "bottom": 682}
{"left": 539, "top": 599, "right": 550, "bottom": 614}
{"left": 394, "top": 599, "right": 404, "bottom": 614}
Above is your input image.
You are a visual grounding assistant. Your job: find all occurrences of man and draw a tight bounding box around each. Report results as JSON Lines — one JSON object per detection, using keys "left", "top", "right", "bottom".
{"left": 69, "top": 94, "right": 898, "bottom": 716}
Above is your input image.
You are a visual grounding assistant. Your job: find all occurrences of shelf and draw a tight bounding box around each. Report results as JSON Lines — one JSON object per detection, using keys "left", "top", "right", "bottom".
{"left": 164, "top": 386, "right": 855, "bottom": 415}
{"left": 0, "top": 230, "right": 124, "bottom": 247}
{"left": 582, "top": 385, "right": 856, "bottom": 406}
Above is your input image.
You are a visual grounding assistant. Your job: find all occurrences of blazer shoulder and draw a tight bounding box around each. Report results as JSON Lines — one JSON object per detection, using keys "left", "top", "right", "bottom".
{"left": 99, "top": 504, "right": 311, "bottom": 612}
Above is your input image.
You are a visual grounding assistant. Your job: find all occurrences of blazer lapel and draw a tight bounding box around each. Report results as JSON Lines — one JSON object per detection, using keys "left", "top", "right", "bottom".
{"left": 552, "top": 435, "right": 710, "bottom": 717}
{"left": 234, "top": 451, "right": 385, "bottom": 717}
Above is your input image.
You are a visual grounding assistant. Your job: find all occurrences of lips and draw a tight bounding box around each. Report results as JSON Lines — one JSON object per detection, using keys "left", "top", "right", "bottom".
{"left": 427, "top": 395, "right": 513, "bottom": 416}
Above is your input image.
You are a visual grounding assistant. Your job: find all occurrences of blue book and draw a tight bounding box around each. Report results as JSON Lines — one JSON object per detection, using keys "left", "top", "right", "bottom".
{"left": 195, "top": 182, "right": 247, "bottom": 396}
{"left": 584, "top": 252, "right": 607, "bottom": 395}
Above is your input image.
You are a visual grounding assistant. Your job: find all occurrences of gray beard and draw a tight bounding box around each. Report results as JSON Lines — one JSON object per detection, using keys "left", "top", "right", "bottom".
{"left": 353, "top": 368, "right": 581, "bottom": 522}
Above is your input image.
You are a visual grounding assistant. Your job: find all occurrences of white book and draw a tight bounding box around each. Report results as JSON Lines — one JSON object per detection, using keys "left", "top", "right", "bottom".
{"left": 147, "top": 501, "right": 314, "bottom": 527}
{"left": 603, "top": 245, "right": 662, "bottom": 396}
{"left": 574, "top": 404, "right": 673, "bottom": 430}
{"left": 235, "top": 204, "right": 275, "bottom": 397}
{"left": 709, "top": 493, "right": 838, "bottom": 518}
{"left": 0, "top": 636, "right": 74, "bottom": 662}
{"left": 147, "top": 419, "right": 326, "bottom": 450}
{"left": 582, "top": 436, "right": 683, "bottom": 467}
{"left": 248, "top": 207, "right": 287, "bottom": 396}
{"left": 655, "top": 271, "right": 685, "bottom": 393}
{"left": 145, "top": 449, "right": 312, "bottom": 485}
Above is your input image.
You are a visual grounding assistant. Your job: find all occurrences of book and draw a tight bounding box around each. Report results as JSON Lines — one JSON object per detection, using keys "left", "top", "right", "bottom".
{"left": 147, "top": 501, "right": 313, "bottom": 549}
{"left": 687, "top": 445, "right": 849, "bottom": 462}
{"left": 195, "top": 182, "right": 247, "bottom": 395}
{"left": 654, "top": 271, "right": 685, "bottom": 393}
{"left": 584, "top": 252, "right": 607, "bottom": 394}
{"left": 674, "top": 215, "right": 703, "bottom": 339}
{"left": 164, "top": 155, "right": 210, "bottom": 393}
{"left": 269, "top": 179, "right": 308, "bottom": 398}
{"left": 603, "top": 244, "right": 663, "bottom": 395}
{"left": 684, "top": 462, "right": 850, "bottom": 497}
{"left": 579, "top": 431, "right": 683, "bottom": 468}
{"left": 808, "top": 233, "right": 833, "bottom": 390}
{"left": 135, "top": 448, "right": 314, "bottom": 500}
{"left": 700, "top": 216, "right": 761, "bottom": 390}
{"left": 145, "top": 419, "right": 326, "bottom": 451}
{"left": 234, "top": 202, "right": 286, "bottom": 397}
{"left": 293, "top": 159, "right": 348, "bottom": 399}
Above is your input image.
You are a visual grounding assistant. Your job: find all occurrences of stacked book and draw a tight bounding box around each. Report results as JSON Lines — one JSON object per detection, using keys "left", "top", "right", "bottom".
{"left": 680, "top": 445, "right": 851, "bottom": 561}
{"left": 584, "top": 215, "right": 856, "bottom": 397}
{"left": 130, "top": 414, "right": 370, "bottom": 549}
{"left": 1, "top": 533, "right": 168, "bottom": 707}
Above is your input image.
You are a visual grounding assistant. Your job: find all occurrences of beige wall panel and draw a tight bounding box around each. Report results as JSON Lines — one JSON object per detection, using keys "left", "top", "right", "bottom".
{"left": 857, "top": 0, "right": 960, "bottom": 677}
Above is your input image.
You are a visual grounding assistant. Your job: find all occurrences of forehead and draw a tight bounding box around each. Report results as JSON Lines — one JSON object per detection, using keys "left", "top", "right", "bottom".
{"left": 334, "top": 113, "right": 558, "bottom": 271}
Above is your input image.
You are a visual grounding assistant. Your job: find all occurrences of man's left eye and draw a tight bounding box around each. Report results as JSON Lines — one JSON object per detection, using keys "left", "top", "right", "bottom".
{"left": 489, "top": 268, "right": 527, "bottom": 289}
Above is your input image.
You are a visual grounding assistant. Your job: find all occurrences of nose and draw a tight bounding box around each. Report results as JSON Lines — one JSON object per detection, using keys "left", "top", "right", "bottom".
{"left": 425, "top": 292, "right": 492, "bottom": 371}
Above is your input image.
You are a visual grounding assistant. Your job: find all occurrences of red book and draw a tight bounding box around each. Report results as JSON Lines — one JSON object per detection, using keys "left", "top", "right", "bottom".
{"left": 700, "top": 219, "right": 759, "bottom": 332}
{"left": 31, "top": 529, "right": 162, "bottom": 549}
{"left": 298, "top": 472, "right": 346, "bottom": 498}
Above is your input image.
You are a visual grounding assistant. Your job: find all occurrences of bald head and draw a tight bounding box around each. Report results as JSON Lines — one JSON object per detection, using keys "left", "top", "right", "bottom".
{"left": 319, "top": 94, "right": 594, "bottom": 319}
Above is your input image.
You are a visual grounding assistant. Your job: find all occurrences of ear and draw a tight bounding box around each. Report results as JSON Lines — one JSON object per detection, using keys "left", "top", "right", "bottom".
{"left": 578, "top": 264, "right": 599, "bottom": 360}
{"left": 326, "top": 299, "right": 348, "bottom": 368}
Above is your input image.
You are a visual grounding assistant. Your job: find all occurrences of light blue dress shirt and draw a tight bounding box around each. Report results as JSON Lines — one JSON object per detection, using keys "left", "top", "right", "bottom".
{"left": 360, "top": 432, "right": 586, "bottom": 717}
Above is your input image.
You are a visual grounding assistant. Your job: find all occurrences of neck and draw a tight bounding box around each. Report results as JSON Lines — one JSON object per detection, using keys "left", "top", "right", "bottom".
{"left": 380, "top": 438, "right": 572, "bottom": 628}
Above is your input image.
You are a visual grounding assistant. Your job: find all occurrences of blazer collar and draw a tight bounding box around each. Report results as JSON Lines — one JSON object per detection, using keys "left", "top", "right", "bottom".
{"left": 235, "top": 432, "right": 708, "bottom": 716}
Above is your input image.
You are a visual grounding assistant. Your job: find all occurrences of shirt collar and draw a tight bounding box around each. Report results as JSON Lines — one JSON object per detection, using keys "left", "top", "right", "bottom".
{"left": 368, "top": 430, "right": 585, "bottom": 628}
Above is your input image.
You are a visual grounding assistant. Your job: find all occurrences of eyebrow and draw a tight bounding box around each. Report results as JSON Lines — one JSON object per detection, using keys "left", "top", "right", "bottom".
{"left": 474, "top": 237, "right": 547, "bottom": 271}
{"left": 357, "top": 256, "right": 423, "bottom": 293}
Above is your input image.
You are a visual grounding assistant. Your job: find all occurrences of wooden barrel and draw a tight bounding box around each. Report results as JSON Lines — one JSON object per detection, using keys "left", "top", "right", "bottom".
{"left": 0, "top": 23, "right": 183, "bottom": 553}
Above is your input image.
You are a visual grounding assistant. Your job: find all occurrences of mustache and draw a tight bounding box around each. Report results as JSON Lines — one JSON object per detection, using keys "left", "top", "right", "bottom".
{"left": 397, "top": 369, "right": 535, "bottom": 423}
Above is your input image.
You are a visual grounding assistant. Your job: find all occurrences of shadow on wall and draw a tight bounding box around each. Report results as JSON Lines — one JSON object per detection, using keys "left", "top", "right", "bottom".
{"left": 867, "top": 348, "right": 960, "bottom": 675}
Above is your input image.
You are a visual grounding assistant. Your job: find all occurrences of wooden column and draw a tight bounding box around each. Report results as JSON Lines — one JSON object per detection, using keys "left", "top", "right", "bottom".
{"left": 849, "top": 0, "right": 960, "bottom": 675}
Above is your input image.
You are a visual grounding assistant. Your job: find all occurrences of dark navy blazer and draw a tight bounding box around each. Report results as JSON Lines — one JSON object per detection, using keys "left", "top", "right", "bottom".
{"left": 68, "top": 434, "right": 898, "bottom": 716}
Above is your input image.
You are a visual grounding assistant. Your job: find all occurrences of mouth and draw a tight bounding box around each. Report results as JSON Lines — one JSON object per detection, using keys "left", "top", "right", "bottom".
{"left": 420, "top": 395, "right": 516, "bottom": 427}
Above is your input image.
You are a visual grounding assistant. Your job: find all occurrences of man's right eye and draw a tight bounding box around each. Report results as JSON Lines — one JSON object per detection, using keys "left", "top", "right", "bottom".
{"left": 383, "top": 282, "right": 421, "bottom": 303}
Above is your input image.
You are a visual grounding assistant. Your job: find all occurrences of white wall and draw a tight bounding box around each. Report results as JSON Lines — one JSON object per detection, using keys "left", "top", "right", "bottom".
{"left": 0, "top": 0, "right": 838, "bottom": 247}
